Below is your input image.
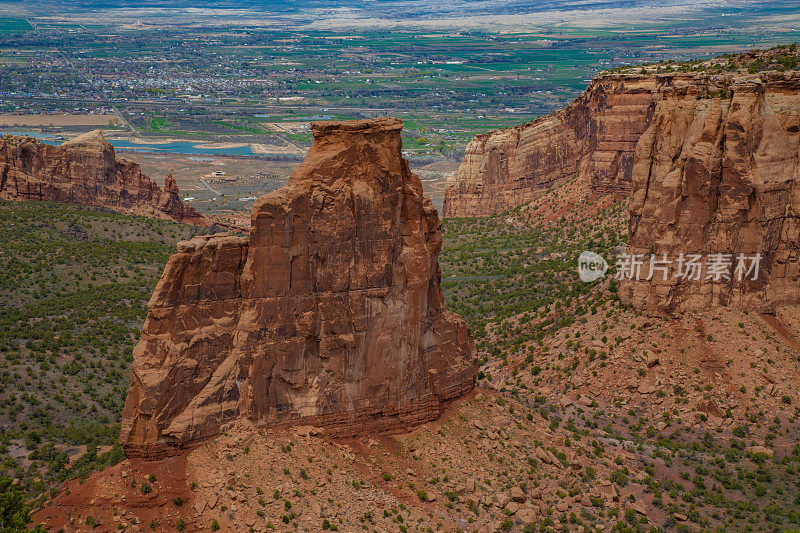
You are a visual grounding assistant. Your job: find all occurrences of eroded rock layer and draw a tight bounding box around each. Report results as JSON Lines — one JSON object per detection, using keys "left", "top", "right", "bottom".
{"left": 121, "top": 118, "right": 476, "bottom": 457}
{"left": 443, "top": 74, "right": 674, "bottom": 217}
{"left": 620, "top": 73, "right": 800, "bottom": 315}
{"left": 0, "top": 130, "right": 205, "bottom": 224}
{"left": 443, "top": 56, "right": 800, "bottom": 218}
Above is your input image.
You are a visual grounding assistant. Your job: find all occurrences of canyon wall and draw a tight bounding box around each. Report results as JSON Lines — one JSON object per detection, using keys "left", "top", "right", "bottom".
{"left": 444, "top": 62, "right": 800, "bottom": 218}
{"left": 620, "top": 72, "right": 800, "bottom": 315}
{"left": 120, "top": 118, "right": 477, "bottom": 458}
{"left": 442, "top": 74, "right": 677, "bottom": 217}
{"left": 0, "top": 130, "right": 205, "bottom": 224}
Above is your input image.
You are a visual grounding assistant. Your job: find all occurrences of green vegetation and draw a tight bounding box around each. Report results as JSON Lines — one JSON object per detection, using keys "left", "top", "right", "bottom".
{"left": 441, "top": 191, "right": 800, "bottom": 530}
{"left": 0, "top": 475, "right": 39, "bottom": 532}
{"left": 607, "top": 43, "right": 800, "bottom": 77}
{"left": 0, "top": 200, "right": 199, "bottom": 509}
{"left": 212, "top": 120, "right": 269, "bottom": 134}
{"left": 144, "top": 116, "right": 173, "bottom": 133}
{"left": 440, "top": 199, "right": 626, "bottom": 340}
{"left": 0, "top": 18, "right": 32, "bottom": 34}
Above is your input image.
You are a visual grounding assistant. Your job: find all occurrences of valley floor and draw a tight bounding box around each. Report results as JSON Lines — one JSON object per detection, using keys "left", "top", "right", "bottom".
{"left": 21, "top": 177, "right": 800, "bottom": 531}
{"left": 34, "top": 301, "right": 800, "bottom": 532}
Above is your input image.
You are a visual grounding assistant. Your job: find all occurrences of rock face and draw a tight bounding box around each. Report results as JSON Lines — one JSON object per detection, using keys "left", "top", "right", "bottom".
{"left": 443, "top": 47, "right": 800, "bottom": 218}
{"left": 620, "top": 72, "right": 800, "bottom": 314}
{"left": 0, "top": 130, "right": 205, "bottom": 224}
{"left": 443, "top": 74, "right": 672, "bottom": 217}
{"left": 121, "top": 118, "right": 476, "bottom": 457}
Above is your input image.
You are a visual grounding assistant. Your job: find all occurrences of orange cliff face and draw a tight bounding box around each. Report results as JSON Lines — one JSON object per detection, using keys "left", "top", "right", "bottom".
{"left": 442, "top": 74, "right": 670, "bottom": 217}
{"left": 0, "top": 130, "right": 206, "bottom": 224}
{"left": 443, "top": 47, "right": 800, "bottom": 315}
{"left": 442, "top": 62, "right": 800, "bottom": 218}
{"left": 621, "top": 73, "right": 800, "bottom": 315}
{"left": 120, "top": 118, "right": 477, "bottom": 458}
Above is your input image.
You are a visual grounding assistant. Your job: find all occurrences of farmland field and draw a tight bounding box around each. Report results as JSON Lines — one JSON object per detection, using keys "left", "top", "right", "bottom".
{"left": 0, "top": 18, "right": 31, "bottom": 33}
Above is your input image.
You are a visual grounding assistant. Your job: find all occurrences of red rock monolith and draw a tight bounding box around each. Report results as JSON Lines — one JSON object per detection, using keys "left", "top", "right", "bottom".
{"left": 120, "top": 118, "right": 476, "bottom": 457}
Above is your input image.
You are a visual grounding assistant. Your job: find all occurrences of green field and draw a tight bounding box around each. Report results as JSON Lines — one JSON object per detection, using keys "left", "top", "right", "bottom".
{"left": 2, "top": 16, "right": 799, "bottom": 161}
{"left": 0, "top": 18, "right": 31, "bottom": 34}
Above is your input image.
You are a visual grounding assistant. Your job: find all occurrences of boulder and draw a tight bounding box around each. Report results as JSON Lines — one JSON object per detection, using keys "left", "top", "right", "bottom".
{"left": 745, "top": 445, "right": 774, "bottom": 457}
{"left": 509, "top": 486, "right": 527, "bottom": 503}
{"left": 465, "top": 478, "right": 476, "bottom": 493}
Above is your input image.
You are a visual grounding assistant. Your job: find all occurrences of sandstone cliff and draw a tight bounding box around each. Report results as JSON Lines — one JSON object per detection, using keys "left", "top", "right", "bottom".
{"left": 620, "top": 72, "right": 800, "bottom": 315}
{"left": 443, "top": 46, "right": 800, "bottom": 218}
{"left": 120, "top": 118, "right": 476, "bottom": 457}
{"left": 0, "top": 130, "right": 206, "bottom": 224}
{"left": 443, "top": 74, "right": 670, "bottom": 217}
